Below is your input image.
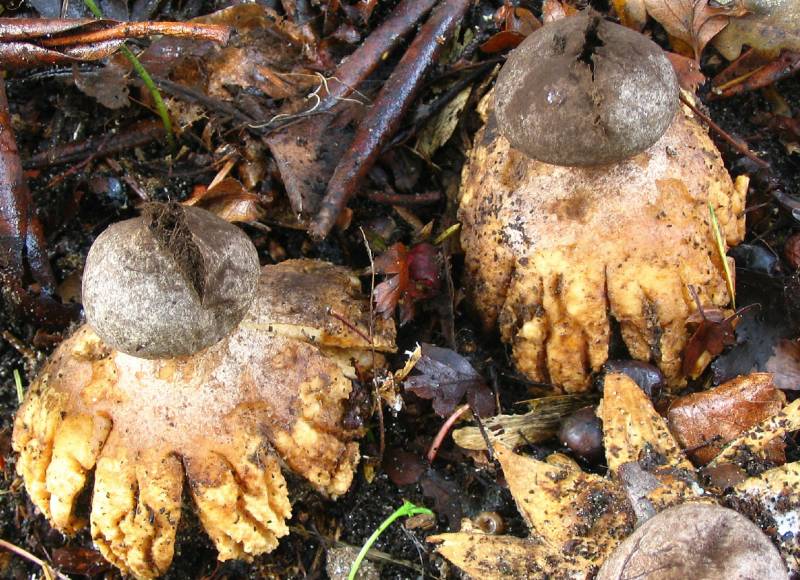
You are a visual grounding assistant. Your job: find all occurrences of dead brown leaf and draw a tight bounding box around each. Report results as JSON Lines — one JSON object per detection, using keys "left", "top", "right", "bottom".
{"left": 612, "top": 0, "right": 647, "bottom": 29}
{"left": 642, "top": 0, "right": 747, "bottom": 60}
{"left": 541, "top": 0, "right": 578, "bottom": 23}
{"left": 665, "top": 51, "right": 706, "bottom": 91}
{"left": 667, "top": 373, "right": 786, "bottom": 465}
{"left": 766, "top": 339, "right": 800, "bottom": 391}
{"left": 183, "top": 178, "right": 264, "bottom": 223}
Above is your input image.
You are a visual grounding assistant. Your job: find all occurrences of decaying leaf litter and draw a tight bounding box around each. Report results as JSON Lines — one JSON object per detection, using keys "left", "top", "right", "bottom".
{"left": 1, "top": 0, "right": 800, "bottom": 578}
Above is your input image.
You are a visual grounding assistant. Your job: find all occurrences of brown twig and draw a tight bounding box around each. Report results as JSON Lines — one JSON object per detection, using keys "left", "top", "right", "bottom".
{"left": 427, "top": 403, "right": 470, "bottom": 463}
{"left": 24, "top": 120, "right": 164, "bottom": 169}
{"left": 0, "top": 77, "right": 76, "bottom": 327}
{"left": 0, "top": 539, "right": 70, "bottom": 580}
{"left": 365, "top": 190, "right": 442, "bottom": 206}
{"left": 0, "top": 17, "right": 226, "bottom": 45}
{"left": 711, "top": 50, "right": 800, "bottom": 100}
{"left": 310, "top": 0, "right": 471, "bottom": 239}
{"left": 679, "top": 93, "right": 770, "bottom": 169}
{"left": 315, "top": 0, "right": 438, "bottom": 114}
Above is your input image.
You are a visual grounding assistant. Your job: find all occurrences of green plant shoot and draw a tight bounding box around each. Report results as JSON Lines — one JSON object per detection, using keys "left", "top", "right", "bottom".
{"left": 83, "top": 0, "right": 175, "bottom": 152}
{"left": 13, "top": 369, "right": 24, "bottom": 404}
{"left": 708, "top": 203, "right": 736, "bottom": 310}
{"left": 348, "top": 500, "right": 434, "bottom": 580}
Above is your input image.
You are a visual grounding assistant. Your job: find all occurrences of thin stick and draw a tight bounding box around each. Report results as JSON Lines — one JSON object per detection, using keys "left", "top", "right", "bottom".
{"left": 0, "top": 539, "right": 70, "bottom": 580}
{"left": 427, "top": 403, "right": 470, "bottom": 463}
{"left": 679, "top": 93, "right": 769, "bottom": 169}
{"left": 38, "top": 21, "right": 230, "bottom": 48}
{"left": 310, "top": 0, "right": 471, "bottom": 238}
{"left": 365, "top": 190, "right": 441, "bottom": 206}
{"left": 360, "top": 226, "right": 385, "bottom": 458}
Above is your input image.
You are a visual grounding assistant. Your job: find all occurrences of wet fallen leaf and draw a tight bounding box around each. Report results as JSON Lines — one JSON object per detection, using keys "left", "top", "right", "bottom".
{"left": 403, "top": 343, "right": 493, "bottom": 418}
{"left": 667, "top": 373, "right": 786, "bottom": 465}
{"left": 51, "top": 546, "right": 114, "bottom": 575}
{"left": 713, "top": 0, "right": 800, "bottom": 59}
{"left": 766, "top": 339, "right": 800, "bottom": 390}
{"left": 420, "top": 469, "right": 463, "bottom": 527}
{"left": 665, "top": 51, "right": 706, "bottom": 91}
{"left": 683, "top": 303, "right": 750, "bottom": 379}
{"left": 383, "top": 448, "right": 427, "bottom": 486}
{"left": 183, "top": 178, "right": 264, "bottom": 223}
{"left": 542, "top": 0, "right": 578, "bottom": 23}
{"left": 72, "top": 63, "right": 130, "bottom": 110}
{"left": 415, "top": 87, "right": 471, "bottom": 160}
{"left": 374, "top": 242, "right": 441, "bottom": 324}
{"left": 479, "top": 30, "right": 527, "bottom": 53}
{"left": 643, "top": 0, "right": 747, "bottom": 60}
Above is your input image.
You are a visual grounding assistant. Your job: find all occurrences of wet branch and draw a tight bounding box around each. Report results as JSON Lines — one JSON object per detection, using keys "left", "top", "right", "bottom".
{"left": 0, "top": 77, "right": 76, "bottom": 327}
{"left": 310, "top": 0, "right": 471, "bottom": 239}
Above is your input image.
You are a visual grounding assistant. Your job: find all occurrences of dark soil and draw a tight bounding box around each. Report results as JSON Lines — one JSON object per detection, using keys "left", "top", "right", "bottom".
{"left": 1, "top": 1, "right": 800, "bottom": 579}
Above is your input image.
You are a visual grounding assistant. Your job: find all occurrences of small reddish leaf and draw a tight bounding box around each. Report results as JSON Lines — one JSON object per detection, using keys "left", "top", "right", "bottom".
{"left": 404, "top": 343, "right": 494, "bottom": 418}
{"left": 667, "top": 373, "right": 786, "bottom": 465}
{"left": 665, "top": 51, "right": 706, "bottom": 91}
{"left": 373, "top": 242, "right": 441, "bottom": 324}
{"left": 480, "top": 30, "right": 527, "bottom": 53}
{"left": 384, "top": 448, "right": 427, "bottom": 485}
{"left": 682, "top": 303, "right": 756, "bottom": 378}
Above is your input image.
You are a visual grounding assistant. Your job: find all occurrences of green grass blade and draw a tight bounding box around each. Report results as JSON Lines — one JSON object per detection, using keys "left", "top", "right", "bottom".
{"left": 708, "top": 202, "right": 736, "bottom": 310}
{"left": 83, "top": 0, "right": 175, "bottom": 152}
{"left": 348, "top": 500, "right": 434, "bottom": 580}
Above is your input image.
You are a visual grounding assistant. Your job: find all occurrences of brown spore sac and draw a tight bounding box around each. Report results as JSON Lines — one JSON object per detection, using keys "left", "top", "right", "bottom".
{"left": 494, "top": 11, "right": 678, "bottom": 166}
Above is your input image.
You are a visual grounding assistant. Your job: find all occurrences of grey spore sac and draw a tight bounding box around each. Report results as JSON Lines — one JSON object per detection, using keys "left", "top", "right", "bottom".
{"left": 82, "top": 204, "right": 260, "bottom": 359}
{"left": 494, "top": 10, "right": 679, "bottom": 167}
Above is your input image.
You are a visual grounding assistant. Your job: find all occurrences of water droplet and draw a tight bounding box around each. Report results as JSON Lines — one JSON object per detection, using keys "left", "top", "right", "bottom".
{"left": 545, "top": 87, "right": 564, "bottom": 106}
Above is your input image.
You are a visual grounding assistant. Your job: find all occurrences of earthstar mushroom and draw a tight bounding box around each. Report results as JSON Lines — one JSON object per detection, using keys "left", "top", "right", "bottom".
{"left": 13, "top": 254, "right": 396, "bottom": 578}
{"left": 459, "top": 12, "right": 748, "bottom": 391}
{"left": 431, "top": 373, "right": 798, "bottom": 577}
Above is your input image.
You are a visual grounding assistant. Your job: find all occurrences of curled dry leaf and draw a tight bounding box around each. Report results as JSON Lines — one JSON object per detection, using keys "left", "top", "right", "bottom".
{"left": 642, "top": 0, "right": 747, "bottom": 60}
{"left": 665, "top": 51, "right": 707, "bottom": 91}
{"left": 434, "top": 372, "right": 800, "bottom": 576}
{"left": 403, "top": 343, "right": 494, "bottom": 418}
{"left": 12, "top": 260, "right": 396, "bottom": 578}
{"left": 667, "top": 372, "right": 786, "bottom": 465}
{"left": 183, "top": 178, "right": 265, "bottom": 223}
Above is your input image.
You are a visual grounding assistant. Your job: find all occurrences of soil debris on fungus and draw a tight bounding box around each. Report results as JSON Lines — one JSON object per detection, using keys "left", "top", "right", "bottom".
{"left": 12, "top": 258, "right": 395, "bottom": 578}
